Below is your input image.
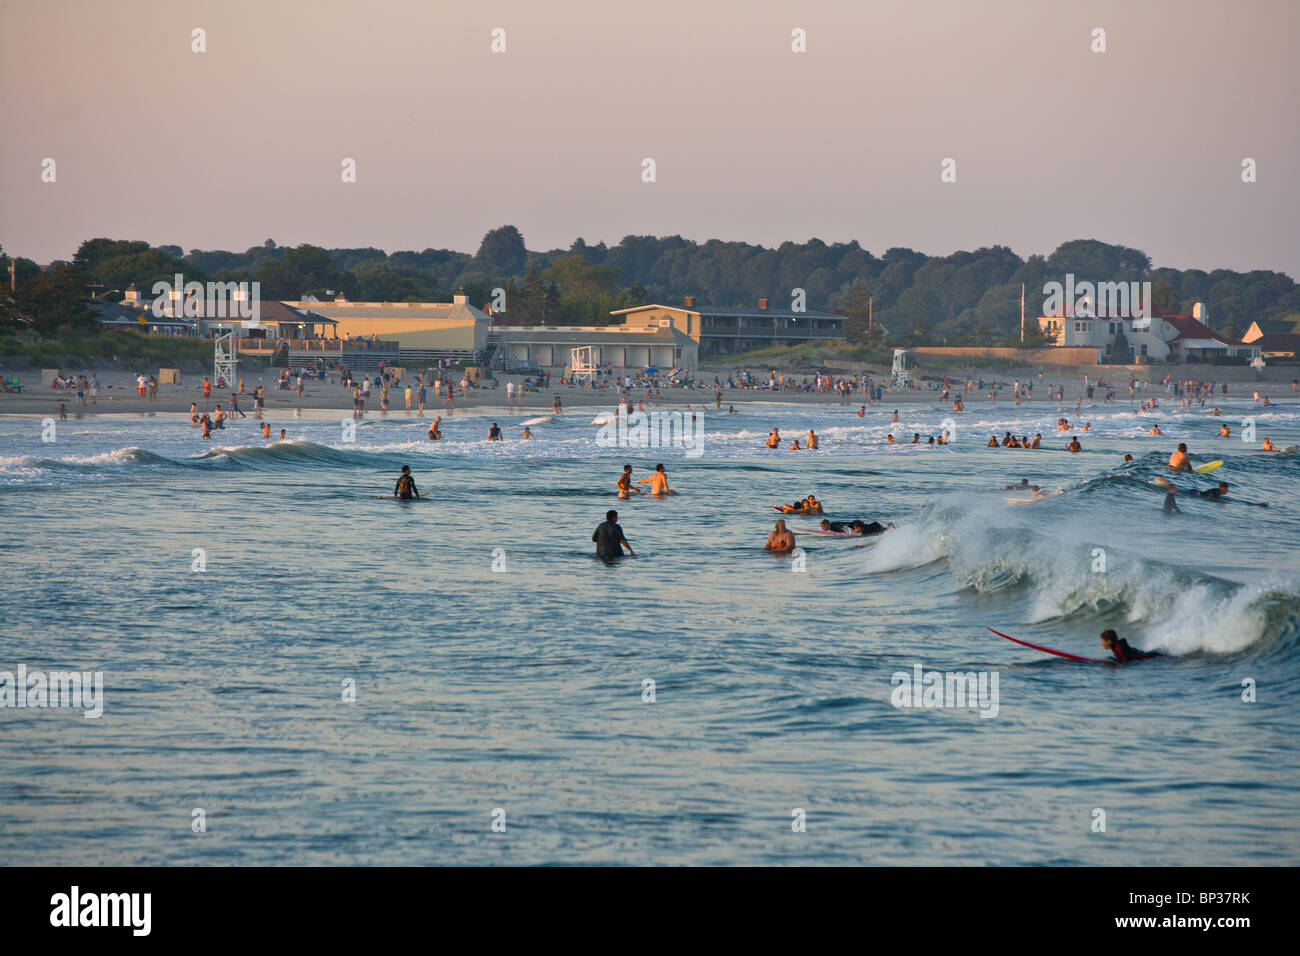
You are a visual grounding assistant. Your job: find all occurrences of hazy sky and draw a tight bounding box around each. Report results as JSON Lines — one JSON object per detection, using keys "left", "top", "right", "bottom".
{"left": 2, "top": 0, "right": 1297, "bottom": 277}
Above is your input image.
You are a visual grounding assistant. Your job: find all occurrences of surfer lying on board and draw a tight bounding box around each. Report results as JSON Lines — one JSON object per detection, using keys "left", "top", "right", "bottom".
{"left": 393, "top": 465, "right": 420, "bottom": 500}
{"left": 1100, "top": 629, "right": 1160, "bottom": 662}
{"left": 765, "top": 520, "right": 796, "bottom": 554}
{"left": 819, "top": 519, "right": 892, "bottom": 535}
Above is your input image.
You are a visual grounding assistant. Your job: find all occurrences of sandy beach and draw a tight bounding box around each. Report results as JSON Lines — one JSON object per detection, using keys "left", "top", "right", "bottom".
{"left": 3, "top": 362, "right": 1297, "bottom": 418}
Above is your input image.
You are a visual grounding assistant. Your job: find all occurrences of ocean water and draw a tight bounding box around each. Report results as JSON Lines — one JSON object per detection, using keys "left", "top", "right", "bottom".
{"left": 2, "top": 393, "right": 1298, "bottom": 865}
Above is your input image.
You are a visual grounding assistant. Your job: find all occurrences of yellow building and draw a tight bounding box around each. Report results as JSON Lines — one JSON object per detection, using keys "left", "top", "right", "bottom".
{"left": 285, "top": 294, "right": 491, "bottom": 360}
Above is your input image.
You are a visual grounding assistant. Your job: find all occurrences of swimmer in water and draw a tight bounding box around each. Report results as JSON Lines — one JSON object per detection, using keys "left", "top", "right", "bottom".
{"left": 764, "top": 519, "right": 796, "bottom": 555}
{"left": 1168, "top": 442, "right": 1192, "bottom": 471}
{"left": 1197, "top": 481, "right": 1230, "bottom": 501}
{"left": 1004, "top": 479, "right": 1031, "bottom": 491}
{"left": 428, "top": 416, "right": 442, "bottom": 441}
{"left": 593, "top": 509, "right": 635, "bottom": 559}
{"left": 1154, "top": 476, "right": 1181, "bottom": 512}
{"left": 890, "top": 410, "right": 899, "bottom": 423}
{"left": 518, "top": 426, "right": 536, "bottom": 440}
{"left": 1066, "top": 437, "right": 1081, "bottom": 452}
{"left": 1218, "top": 425, "right": 1231, "bottom": 438}
{"left": 261, "top": 423, "right": 271, "bottom": 439}
{"left": 808, "top": 430, "right": 819, "bottom": 450}
{"left": 279, "top": 429, "right": 286, "bottom": 441}
{"left": 1149, "top": 425, "right": 1163, "bottom": 436}
{"left": 765, "top": 429, "right": 781, "bottom": 448}
{"left": 393, "top": 465, "right": 420, "bottom": 500}
{"left": 488, "top": 422, "right": 503, "bottom": 441}
{"left": 788, "top": 439, "right": 803, "bottom": 450}
{"left": 987, "top": 435, "right": 998, "bottom": 447}
{"left": 1100, "top": 628, "right": 1159, "bottom": 662}
{"left": 636, "top": 463, "right": 674, "bottom": 497}
{"left": 857, "top": 406, "right": 865, "bottom": 418}
{"left": 1262, "top": 437, "right": 1278, "bottom": 451}
{"left": 617, "top": 464, "right": 642, "bottom": 499}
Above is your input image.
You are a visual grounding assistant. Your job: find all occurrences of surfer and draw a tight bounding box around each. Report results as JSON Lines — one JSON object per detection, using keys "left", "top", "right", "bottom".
{"left": 593, "top": 510, "right": 635, "bottom": 559}
{"left": 1169, "top": 443, "right": 1193, "bottom": 471}
{"left": 1004, "top": 479, "right": 1031, "bottom": 491}
{"left": 1100, "top": 629, "right": 1159, "bottom": 662}
{"left": 617, "top": 464, "right": 642, "bottom": 499}
{"left": 393, "top": 465, "right": 420, "bottom": 500}
{"left": 1197, "top": 481, "right": 1230, "bottom": 500}
{"left": 764, "top": 519, "right": 796, "bottom": 555}
{"left": 636, "top": 463, "right": 674, "bottom": 497}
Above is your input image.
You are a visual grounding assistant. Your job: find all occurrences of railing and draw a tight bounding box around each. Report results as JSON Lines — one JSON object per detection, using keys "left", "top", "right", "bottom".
{"left": 237, "top": 339, "right": 345, "bottom": 353}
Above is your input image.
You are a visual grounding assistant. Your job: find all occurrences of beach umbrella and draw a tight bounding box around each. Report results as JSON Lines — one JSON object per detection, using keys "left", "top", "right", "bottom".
{"left": 643, "top": 366, "right": 659, "bottom": 374}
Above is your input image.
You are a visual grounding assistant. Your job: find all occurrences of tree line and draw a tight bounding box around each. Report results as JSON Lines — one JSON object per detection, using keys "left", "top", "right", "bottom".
{"left": 3, "top": 229, "right": 1297, "bottom": 346}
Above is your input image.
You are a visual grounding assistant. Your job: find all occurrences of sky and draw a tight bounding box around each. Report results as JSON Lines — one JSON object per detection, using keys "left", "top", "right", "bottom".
{"left": 2, "top": 0, "right": 1297, "bottom": 277}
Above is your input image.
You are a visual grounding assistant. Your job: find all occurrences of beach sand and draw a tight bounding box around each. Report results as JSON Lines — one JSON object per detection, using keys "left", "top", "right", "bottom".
{"left": 1, "top": 363, "right": 1295, "bottom": 418}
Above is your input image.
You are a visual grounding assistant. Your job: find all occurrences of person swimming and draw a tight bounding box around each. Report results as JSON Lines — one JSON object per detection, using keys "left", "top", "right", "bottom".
{"left": 636, "top": 463, "right": 674, "bottom": 497}
{"left": 788, "top": 439, "right": 803, "bottom": 450}
{"left": 1218, "top": 425, "right": 1230, "bottom": 438}
{"left": 807, "top": 430, "right": 819, "bottom": 450}
{"left": 1197, "top": 481, "right": 1230, "bottom": 500}
{"left": 764, "top": 519, "right": 796, "bottom": 554}
{"left": 1066, "top": 437, "right": 1081, "bottom": 452}
{"left": 987, "top": 435, "right": 998, "bottom": 447}
{"left": 1004, "top": 479, "right": 1030, "bottom": 491}
{"left": 518, "top": 426, "right": 536, "bottom": 440}
{"left": 1149, "top": 424, "right": 1163, "bottom": 436}
{"left": 1100, "top": 628, "right": 1159, "bottom": 662}
{"left": 393, "top": 465, "right": 420, "bottom": 500}
{"left": 1262, "top": 437, "right": 1278, "bottom": 451}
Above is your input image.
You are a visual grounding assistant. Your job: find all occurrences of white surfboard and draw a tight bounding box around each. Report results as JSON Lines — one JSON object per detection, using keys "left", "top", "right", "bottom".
{"left": 521, "top": 416, "right": 553, "bottom": 426}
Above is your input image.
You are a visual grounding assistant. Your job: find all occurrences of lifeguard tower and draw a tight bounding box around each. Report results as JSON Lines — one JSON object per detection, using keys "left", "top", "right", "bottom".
{"left": 570, "top": 346, "right": 597, "bottom": 385}
{"left": 214, "top": 331, "right": 238, "bottom": 390}
{"left": 891, "top": 348, "right": 911, "bottom": 387}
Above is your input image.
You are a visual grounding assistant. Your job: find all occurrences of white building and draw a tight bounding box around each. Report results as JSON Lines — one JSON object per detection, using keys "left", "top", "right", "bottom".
{"left": 1038, "top": 302, "right": 1257, "bottom": 364}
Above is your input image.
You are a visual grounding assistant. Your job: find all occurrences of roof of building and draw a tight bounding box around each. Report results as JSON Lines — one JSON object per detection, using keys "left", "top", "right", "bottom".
{"left": 1160, "top": 315, "right": 1230, "bottom": 345}
{"left": 1248, "top": 332, "right": 1300, "bottom": 353}
{"left": 90, "top": 301, "right": 191, "bottom": 327}
{"left": 293, "top": 300, "right": 490, "bottom": 322}
{"left": 611, "top": 303, "right": 841, "bottom": 320}
{"left": 1250, "top": 317, "right": 1300, "bottom": 335}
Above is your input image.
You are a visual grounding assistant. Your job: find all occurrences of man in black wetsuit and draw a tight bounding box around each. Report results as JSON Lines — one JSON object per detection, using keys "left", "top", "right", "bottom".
{"left": 1197, "top": 481, "right": 1230, "bottom": 500}
{"left": 488, "top": 422, "right": 503, "bottom": 441}
{"left": 1100, "top": 629, "right": 1159, "bottom": 662}
{"left": 393, "top": 465, "right": 419, "bottom": 500}
{"left": 593, "top": 510, "right": 635, "bottom": 559}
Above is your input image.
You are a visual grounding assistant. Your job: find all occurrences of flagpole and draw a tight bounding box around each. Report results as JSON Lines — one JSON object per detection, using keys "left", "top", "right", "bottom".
{"left": 1020, "top": 283, "right": 1025, "bottom": 344}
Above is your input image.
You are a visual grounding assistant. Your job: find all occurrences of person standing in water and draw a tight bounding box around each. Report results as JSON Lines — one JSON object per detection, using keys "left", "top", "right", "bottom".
{"left": 636, "top": 463, "right": 674, "bottom": 497}
{"left": 617, "top": 464, "right": 642, "bottom": 499}
{"left": 593, "top": 510, "right": 635, "bottom": 559}
{"left": 764, "top": 519, "right": 796, "bottom": 554}
{"left": 393, "top": 465, "right": 420, "bottom": 500}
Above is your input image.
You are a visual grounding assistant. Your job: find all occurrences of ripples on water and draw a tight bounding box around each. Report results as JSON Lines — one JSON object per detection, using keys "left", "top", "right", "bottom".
{"left": 1, "top": 398, "right": 1298, "bottom": 864}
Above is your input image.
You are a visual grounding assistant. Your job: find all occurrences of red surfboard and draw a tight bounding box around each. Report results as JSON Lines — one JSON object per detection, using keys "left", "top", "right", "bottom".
{"left": 986, "top": 627, "right": 1109, "bottom": 662}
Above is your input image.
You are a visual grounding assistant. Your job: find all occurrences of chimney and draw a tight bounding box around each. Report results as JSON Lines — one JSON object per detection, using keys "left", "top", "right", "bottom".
{"left": 453, "top": 292, "right": 468, "bottom": 305}
{"left": 758, "top": 298, "right": 769, "bottom": 310}
{"left": 683, "top": 295, "right": 695, "bottom": 308}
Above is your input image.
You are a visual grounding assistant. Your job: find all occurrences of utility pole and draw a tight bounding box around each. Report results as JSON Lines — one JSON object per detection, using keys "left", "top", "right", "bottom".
{"left": 868, "top": 296, "right": 873, "bottom": 334}
{"left": 1020, "top": 283, "right": 1025, "bottom": 344}
{"left": 8, "top": 259, "right": 14, "bottom": 292}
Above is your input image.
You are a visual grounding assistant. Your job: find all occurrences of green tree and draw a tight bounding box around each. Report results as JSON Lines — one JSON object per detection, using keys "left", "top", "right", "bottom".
{"left": 475, "top": 225, "right": 528, "bottom": 275}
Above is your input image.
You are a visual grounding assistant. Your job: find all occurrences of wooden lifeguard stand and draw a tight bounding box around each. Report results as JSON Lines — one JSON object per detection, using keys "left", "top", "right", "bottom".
{"left": 214, "top": 332, "right": 238, "bottom": 390}
{"left": 570, "top": 346, "right": 596, "bottom": 384}
{"left": 891, "top": 348, "right": 911, "bottom": 387}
